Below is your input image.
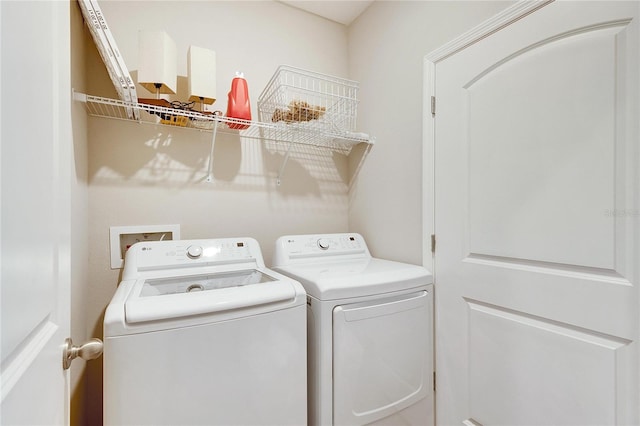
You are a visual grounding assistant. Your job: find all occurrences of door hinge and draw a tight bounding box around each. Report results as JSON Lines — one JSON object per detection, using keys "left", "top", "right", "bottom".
{"left": 431, "top": 96, "right": 436, "bottom": 116}
{"left": 433, "top": 371, "right": 436, "bottom": 392}
{"left": 431, "top": 234, "right": 436, "bottom": 254}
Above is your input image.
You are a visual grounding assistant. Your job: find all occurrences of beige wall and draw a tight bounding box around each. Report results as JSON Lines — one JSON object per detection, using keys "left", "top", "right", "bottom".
{"left": 83, "top": 2, "right": 352, "bottom": 424}
{"left": 348, "top": 1, "right": 513, "bottom": 265}
{"left": 76, "top": 1, "right": 513, "bottom": 425}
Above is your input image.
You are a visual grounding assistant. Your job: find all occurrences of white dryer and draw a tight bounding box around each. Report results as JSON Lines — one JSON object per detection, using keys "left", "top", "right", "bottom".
{"left": 272, "top": 233, "right": 434, "bottom": 426}
{"left": 104, "top": 238, "right": 307, "bottom": 426}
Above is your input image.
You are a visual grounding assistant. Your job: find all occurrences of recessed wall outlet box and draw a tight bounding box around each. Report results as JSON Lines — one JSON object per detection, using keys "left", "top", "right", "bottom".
{"left": 110, "top": 224, "right": 180, "bottom": 269}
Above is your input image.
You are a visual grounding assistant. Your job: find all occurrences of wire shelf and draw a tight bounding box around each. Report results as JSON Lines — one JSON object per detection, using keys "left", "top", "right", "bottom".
{"left": 75, "top": 92, "right": 370, "bottom": 155}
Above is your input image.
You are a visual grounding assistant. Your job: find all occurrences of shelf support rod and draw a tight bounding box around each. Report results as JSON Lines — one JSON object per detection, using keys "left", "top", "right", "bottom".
{"left": 277, "top": 142, "right": 294, "bottom": 186}
{"left": 348, "top": 139, "right": 374, "bottom": 190}
{"left": 205, "top": 118, "right": 219, "bottom": 183}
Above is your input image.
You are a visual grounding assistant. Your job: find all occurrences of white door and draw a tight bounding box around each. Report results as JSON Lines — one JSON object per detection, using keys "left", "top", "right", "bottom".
{"left": 426, "top": 1, "right": 639, "bottom": 425}
{"left": 1, "top": 1, "right": 72, "bottom": 424}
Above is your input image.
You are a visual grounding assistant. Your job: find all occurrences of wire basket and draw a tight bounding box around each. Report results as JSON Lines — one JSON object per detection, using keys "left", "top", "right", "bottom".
{"left": 257, "top": 65, "right": 359, "bottom": 138}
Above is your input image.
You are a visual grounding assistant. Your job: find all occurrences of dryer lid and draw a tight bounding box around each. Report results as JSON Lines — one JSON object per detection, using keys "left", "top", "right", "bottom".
{"left": 124, "top": 269, "right": 299, "bottom": 323}
{"left": 274, "top": 258, "right": 432, "bottom": 300}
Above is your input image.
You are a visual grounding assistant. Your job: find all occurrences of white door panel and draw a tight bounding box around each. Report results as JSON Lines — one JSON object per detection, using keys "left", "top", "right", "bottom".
{"left": 467, "top": 25, "right": 619, "bottom": 269}
{"left": 0, "top": 1, "right": 71, "bottom": 424}
{"left": 427, "top": 1, "right": 638, "bottom": 425}
{"left": 467, "top": 299, "right": 629, "bottom": 426}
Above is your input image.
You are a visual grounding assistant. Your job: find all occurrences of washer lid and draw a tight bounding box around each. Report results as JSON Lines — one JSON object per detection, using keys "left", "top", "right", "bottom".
{"left": 274, "top": 258, "right": 433, "bottom": 300}
{"left": 124, "top": 269, "right": 299, "bottom": 323}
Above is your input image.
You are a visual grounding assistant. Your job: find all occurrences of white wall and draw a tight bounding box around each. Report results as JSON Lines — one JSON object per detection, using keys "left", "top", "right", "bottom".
{"left": 348, "top": 1, "right": 513, "bottom": 265}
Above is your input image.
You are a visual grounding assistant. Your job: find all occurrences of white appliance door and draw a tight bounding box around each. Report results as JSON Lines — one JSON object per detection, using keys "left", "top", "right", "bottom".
{"left": 104, "top": 304, "right": 307, "bottom": 426}
{"left": 332, "top": 290, "right": 432, "bottom": 425}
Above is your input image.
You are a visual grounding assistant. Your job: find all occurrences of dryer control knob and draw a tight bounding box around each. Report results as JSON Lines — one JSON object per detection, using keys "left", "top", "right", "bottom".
{"left": 317, "top": 239, "right": 330, "bottom": 250}
{"left": 187, "top": 245, "right": 203, "bottom": 259}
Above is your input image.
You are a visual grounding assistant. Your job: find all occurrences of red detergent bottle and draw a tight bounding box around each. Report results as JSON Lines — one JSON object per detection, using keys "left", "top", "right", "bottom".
{"left": 226, "top": 71, "right": 251, "bottom": 130}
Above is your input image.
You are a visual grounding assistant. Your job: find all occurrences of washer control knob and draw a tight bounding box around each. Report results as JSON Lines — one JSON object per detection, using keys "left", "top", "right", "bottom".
{"left": 317, "top": 238, "right": 330, "bottom": 250}
{"left": 186, "top": 245, "right": 203, "bottom": 259}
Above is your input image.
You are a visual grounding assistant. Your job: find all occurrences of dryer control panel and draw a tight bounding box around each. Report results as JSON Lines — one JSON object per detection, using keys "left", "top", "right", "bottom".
{"left": 273, "top": 233, "right": 370, "bottom": 265}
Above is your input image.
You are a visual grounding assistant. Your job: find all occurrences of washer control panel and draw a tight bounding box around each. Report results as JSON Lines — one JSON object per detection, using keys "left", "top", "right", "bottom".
{"left": 274, "top": 233, "right": 369, "bottom": 263}
{"left": 123, "top": 238, "right": 262, "bottom": 278}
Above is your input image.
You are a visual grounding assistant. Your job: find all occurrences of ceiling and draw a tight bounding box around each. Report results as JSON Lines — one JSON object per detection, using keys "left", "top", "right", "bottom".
{"left": 278, "top": 1, "right": 375, "bottom": 26}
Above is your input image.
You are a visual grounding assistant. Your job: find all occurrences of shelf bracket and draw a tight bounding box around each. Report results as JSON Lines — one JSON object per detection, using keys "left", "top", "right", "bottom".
{"left": 276, "top": 142, "right": 294, "bottom": 186}
{"left": 205, "top": 118, "right": 220, "bottom": 183}
{"left": 347, "top": 139, "right": 374, "bottom": 190}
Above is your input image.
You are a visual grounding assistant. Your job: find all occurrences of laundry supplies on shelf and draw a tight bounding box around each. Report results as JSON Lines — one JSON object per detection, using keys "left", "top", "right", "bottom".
{"left": 226, "top": 71, "right": 251, "bottom": 129}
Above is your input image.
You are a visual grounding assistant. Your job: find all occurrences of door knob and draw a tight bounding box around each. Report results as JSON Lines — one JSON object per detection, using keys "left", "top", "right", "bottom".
{"left": 62, "top": 337, "right": 103, "bottom": 370}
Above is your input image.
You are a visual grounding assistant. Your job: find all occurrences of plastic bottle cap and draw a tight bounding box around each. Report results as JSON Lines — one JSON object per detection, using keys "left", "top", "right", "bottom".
{"left": 235, "top": 71, "right": 244, "bottom": 78}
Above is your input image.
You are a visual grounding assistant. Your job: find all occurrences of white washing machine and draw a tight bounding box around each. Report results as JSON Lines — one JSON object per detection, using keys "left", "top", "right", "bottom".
{"left": 272, "top": 233, "right": 434, "bottom": 426}
{"left": 103, "top": 237, "right": 307, "bottom": 426}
